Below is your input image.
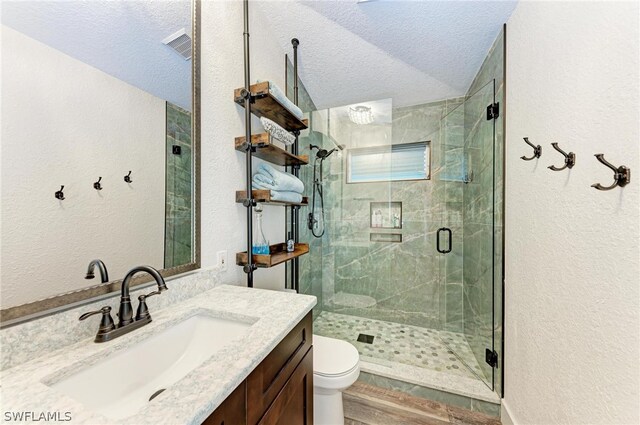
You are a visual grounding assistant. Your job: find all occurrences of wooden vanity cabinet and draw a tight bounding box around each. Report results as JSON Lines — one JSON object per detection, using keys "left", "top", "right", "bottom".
{"left": 202, "top": 312, "right": 313, "bottom": 425}
{"left": 257, "top": 349, "right": 313, "bottom": 425}
{"left": 202, "top": 381, "right": 246, "bottom": 425}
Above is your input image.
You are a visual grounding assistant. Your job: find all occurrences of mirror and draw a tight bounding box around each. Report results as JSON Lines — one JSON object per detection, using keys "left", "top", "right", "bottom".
{"left": 1, "top": 0, "right": 201, "bottom": 322}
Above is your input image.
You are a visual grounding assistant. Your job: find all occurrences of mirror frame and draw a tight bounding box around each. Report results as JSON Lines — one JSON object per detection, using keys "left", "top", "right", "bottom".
{"left": 0, "top": 0, "right": 202, "bottom": 326}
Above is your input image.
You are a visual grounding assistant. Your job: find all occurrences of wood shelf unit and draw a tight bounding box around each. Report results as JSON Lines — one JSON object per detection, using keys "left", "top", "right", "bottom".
{"left": 235, "top": 133, "right": 309, "bottom": 166}
{"left": 234, "top": 82, "right": 309, "bottom": 132}
{"left": 236, "top": 243, "right": 309, "bottom": 268}
{"left": 236, "top": 190, "right": 308, "bottom": 207}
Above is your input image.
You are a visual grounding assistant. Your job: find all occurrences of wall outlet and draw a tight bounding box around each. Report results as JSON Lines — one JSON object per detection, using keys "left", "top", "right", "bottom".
{"left": 217, "top": 250, "right": 228, "bottom": 271}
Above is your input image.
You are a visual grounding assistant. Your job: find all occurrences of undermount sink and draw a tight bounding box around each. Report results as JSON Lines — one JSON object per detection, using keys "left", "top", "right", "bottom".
{"left": 50, "top": 312, "right": 254, "bottom": 420}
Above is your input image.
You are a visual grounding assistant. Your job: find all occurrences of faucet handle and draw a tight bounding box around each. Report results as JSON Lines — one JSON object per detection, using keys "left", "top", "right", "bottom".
{"left": 135, "top": 291, "right": 162, "bottom": 321}
{"left": 79, "top": 306, "right": 115, "bottom": 337}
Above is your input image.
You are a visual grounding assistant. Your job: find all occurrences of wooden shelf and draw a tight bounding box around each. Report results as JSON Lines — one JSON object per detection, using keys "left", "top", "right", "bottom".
{"left": 236, "top": 190, "right": 308, "bottom": 207}
{"left": 234, "top": 82, "right": 308, "bottom": 132}
{"left": 235, "top": 133, "right": 309, "bottom": 166}
{"left": 236, "top": 243, "right": 309, "bottom": 268}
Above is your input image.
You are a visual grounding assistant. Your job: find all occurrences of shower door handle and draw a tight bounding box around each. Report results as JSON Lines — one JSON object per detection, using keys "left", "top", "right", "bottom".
{"left": 437, "top": 227, "right": 452, "bottom": 254}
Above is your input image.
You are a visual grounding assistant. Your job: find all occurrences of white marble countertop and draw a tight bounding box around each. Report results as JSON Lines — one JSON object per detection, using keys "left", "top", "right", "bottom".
{"left": 0, "top": 285, "right": 316, "bottom": 424}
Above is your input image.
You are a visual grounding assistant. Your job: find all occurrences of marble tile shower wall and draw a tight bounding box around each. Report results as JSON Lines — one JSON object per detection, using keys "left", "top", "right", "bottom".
{"left": 439, "top": 99, "right": 466, "bottom": 333}
{"left": 165, "top": 103, "right": 193, "bottom": 268}
{"left": 462, "top": 29, "right": 505, "bottom": 392}
{"left": 318, "top": 97, "right": 467, "bottom": 332}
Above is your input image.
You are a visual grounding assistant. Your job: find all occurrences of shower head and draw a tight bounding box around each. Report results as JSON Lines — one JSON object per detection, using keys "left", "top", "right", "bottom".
{"left": 311, "top": 143, "right": 345, "bottom": 159}
{"left": 310, "top": 144, "right": 330, "bottom": 159}
{"left": 317, "top": 149, "right": 331, "bottom": 159}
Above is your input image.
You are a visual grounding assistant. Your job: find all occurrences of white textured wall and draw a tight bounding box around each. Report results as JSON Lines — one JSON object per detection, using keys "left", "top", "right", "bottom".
{"left": 200, "top": 1, "right": 289, "bottom": 290}
{"left": 1, "top": 26, "right": 165, "bottom": 309}
{"left": 504, "top": 2, "right": 639, "bottom": 424}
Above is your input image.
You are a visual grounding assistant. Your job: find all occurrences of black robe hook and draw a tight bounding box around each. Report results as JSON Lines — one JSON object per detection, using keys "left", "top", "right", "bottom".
{"left": 591, "top": 154, "right": 630, "bottom": 190}
{"left": 55, "top": 185, "right": 65, "bottom": 200}
{"left": 124, "top": 171, "right": 133, "bottom": 183}
{"left": 548, "top": 143, "right": 575, "bottom": 171}
{"left": 520, "top": 137, "right": 542, "bottom": 161}
{"left": 93, "top": 177, "right": 103, "bottom": 190}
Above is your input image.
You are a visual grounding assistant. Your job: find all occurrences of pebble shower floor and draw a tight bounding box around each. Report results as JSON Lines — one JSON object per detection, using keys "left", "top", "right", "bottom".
{"left": 313, "top": 311, "right": 486, "bottom": 382}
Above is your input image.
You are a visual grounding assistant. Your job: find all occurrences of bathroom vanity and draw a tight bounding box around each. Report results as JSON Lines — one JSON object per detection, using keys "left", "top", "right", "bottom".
{"left": 205, "top": 313, "right": 313, "bottom": 425}
{"left": 0, "top": 284, "right": 316, "bottom": 425}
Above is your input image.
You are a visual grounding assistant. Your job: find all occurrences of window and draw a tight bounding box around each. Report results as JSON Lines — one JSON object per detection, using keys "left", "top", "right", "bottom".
{"left": 347, "top": 141, "right": 430, "bottom": 183}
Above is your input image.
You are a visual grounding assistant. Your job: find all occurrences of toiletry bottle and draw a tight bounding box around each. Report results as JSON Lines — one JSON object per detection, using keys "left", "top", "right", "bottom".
{"left": 375, "top": 210, "right": 383, "bottom": 227}
{"left": 287, "top": 232, "right": 295, "bottom": 252}
{"left": 252, "top": 204, "right": 269, "bottom": 255}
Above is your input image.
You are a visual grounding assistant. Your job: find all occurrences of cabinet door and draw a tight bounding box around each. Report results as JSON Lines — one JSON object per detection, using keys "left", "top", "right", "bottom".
{"left": 257, "top": 348, "right": 313, "bottom": 425}
{"left": 247, "top": 312, "right": 312, "bottom": 425}
{"left": 202, "top": 381, "right": 247, "bottom": 425}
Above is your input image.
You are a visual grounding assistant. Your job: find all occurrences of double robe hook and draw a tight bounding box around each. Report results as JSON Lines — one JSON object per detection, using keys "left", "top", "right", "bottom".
{"left": 520, "top": 137, "right": 542, "bottom": 161}
{"left": 55, "top": 185, "right": 65, "bottom": 200}
{"left": 93, "top": 177, "right": 103, "bottom": 190}
{"left": 548, "top": 143, "right": 575, "bottom": 171}
{"left": 591, "top": 154, "right": 631, "bottom": 191}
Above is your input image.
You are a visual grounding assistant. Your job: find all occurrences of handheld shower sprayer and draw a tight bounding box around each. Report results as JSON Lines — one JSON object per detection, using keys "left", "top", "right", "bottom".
{"left": 308, "top": 143, "right": 344, "bottom": 238}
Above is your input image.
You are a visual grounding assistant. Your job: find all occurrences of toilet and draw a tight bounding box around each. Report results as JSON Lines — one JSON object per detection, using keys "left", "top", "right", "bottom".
{"left": 313, "top": 334, "right": 360, "bottom": 425}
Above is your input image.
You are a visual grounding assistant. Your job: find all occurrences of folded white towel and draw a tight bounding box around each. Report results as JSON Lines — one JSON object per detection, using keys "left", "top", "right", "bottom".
{"left": 256, "top": 189, "right": 303, "bottom": 204}
{"left": 261, "top": 117, "right": 296, "bottom": 146}
{"left": 253, "top": 163, "right": 304, "bottom": 194}
{"left": 269, "top": 190, "right": 303, "bottom": 203}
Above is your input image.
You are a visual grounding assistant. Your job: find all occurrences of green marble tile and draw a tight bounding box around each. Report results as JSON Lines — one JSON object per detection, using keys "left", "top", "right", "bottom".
{"left": 165, "top": 102, "right": 193, "bottom": 269}
{"left": 471, "top": 398, "right": 501, "bottom": 417}
{"left": 358, "top": 372, "right": 477, "bottom": 411}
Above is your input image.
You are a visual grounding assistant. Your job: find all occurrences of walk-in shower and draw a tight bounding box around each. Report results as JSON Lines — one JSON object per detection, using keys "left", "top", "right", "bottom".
{"left": 289, "top": 29, "right": 505, "bottom": 415}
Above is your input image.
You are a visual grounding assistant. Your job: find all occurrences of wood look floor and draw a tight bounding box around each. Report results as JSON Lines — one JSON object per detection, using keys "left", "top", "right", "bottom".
{"left": 343, "top": 382, "right": 501, "bottom": 425}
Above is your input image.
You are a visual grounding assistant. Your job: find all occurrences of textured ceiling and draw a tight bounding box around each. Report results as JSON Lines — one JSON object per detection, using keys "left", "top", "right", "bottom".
{"left": 258, "top": 0, "right": 517, "bottom": 109}
{"left": 1, "top": 0, "right": 192, "bottom": 110}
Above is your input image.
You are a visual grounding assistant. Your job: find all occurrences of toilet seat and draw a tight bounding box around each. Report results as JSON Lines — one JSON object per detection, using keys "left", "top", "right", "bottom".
{"left": 313, "top": 334, "right": 360, "bottom": 378}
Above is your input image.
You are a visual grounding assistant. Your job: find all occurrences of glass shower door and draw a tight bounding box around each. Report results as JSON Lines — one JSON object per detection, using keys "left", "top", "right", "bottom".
{"left": 439, "top": 80, "right": 496, "bottom": 389}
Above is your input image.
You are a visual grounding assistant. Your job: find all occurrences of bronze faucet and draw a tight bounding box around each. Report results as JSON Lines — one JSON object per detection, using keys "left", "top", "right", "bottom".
{"left": 80, "top": 266, "right": 167, "bottom": 343}
{"left": 85, "top": 259, "right": 109, "bottom": 283}
{"left": 117, "top": 266, "right": 168, "bottom": 326}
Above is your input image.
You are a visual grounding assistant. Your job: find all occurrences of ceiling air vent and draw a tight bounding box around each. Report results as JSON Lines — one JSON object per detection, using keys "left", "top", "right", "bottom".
{"left": 162, "top": 28, "right": 192, "bottom": 60}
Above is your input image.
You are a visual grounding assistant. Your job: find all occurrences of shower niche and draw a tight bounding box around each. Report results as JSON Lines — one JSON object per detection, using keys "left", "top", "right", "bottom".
{"left": 370, "top": 201, "right": 402, "bottom": 229}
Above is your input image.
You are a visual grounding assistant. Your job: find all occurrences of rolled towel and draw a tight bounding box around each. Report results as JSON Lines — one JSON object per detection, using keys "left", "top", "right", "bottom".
{"left": 253, "top": 163, "right": 304, "bottom": 193}
{"left": 261, "top": 117, "right": 296, "bottom": 146}
{"left": 257, "top": 80, "right": 304, "bottom": 120}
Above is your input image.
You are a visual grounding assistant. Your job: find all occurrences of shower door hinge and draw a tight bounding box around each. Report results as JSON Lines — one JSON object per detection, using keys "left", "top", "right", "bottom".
{"left": 486, "top": 103, "right": 500, "bottom": 120}
{"left": 485, "top": 348, "right": 499, "bottom": 368}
